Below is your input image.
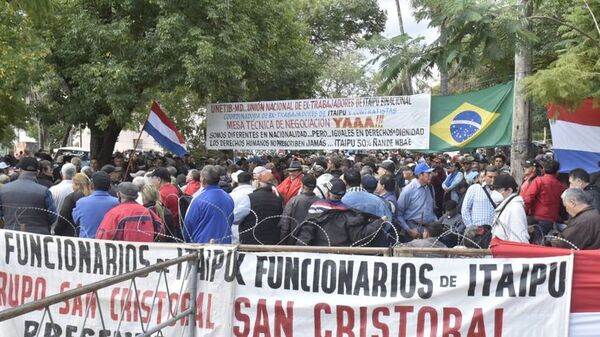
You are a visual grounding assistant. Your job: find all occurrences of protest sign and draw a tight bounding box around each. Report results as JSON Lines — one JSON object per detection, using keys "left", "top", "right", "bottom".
{"left": 206, "top": 94, "right": 431, "bottom": 150}
{"left": 0, "top": 230, "right": 573, "bottom": 337}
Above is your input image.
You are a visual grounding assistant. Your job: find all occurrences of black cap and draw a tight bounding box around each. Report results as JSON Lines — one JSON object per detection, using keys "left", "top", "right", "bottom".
{"left": 18, "top": 157, "right": 39, "bottom": 172}
{"left": 326, "top": 178, "right": 346, "bottom": 196}
{"left": 523, "top": 160, "right": 538, "bottom": 168}
{"left": 101, "top": 164, "right": 116, "bottom": 174}
{"left": 301, "top": 174, "right": 317, "bottom": 188}
{"left": 151, "top": 167, "right": 171, "bottom": 181}
{"left": 91, "top": 171, "right": 111, "bottom": 191}
{"left": 287, "top": 161, "right": 302, "bottom": 171}
{"left": 378, "top": 160, "right": 395, "bottom": 173}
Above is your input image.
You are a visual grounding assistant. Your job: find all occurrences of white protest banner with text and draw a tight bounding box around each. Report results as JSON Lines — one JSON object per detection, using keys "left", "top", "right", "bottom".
{"left": 0, "top": 230, "right": 573, "bottom": 337}
{"left": 233, "top": 252, "right": 573, "bottom": 337}
{"left": 206, "top": 95, "right": 431, "bottom": 150}
{"left": 0, "top": 230, "right": 236, "bottom": 337}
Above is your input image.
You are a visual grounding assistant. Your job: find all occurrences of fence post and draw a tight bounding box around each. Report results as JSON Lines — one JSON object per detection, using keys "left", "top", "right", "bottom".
{"left": 188, "top": 251, "right": 199, "bottom": 337}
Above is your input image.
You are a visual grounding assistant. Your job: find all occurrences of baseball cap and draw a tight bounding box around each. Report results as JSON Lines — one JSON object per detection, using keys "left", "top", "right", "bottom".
{"left": 325, "top": 178, "right": 346, "bottom": 196}
{"left": 18, "top": 157, "right": 39, "bottom": 172}
{"left": 361, "top": 175, "right": 378, "bottom": 193}
{"left": 378, "top": 160, "right": 395, "bottom": 173}
{"left": 130, "top": 170, "right": 146, "bottom": 178}
{"left": 253, "top": 166, "right": 268, "bottom": 176}
{"left": 151, "top": 167, "right": 171, "bottom": 181}
{"left": 0, "top": 162, "right": 8, "bottom": 170}
{"left": 91, "top": 171, "right": 111, "bottom": 191}
{"left": 414, "top": 162, "right": 434, "bottom": 175}
{"left": 523, "top": 160, "right": 538, "bottom": 168}
{"left": 301, "top": 174, "right": 317, "bottom": 189}
{"left": 118, "top": 182, "right": 139, "bottom": 198}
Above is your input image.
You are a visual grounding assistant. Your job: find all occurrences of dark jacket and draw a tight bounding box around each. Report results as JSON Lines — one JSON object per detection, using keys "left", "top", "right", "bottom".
{"left": 584, "top": 184, "right": 600, "bottom": 212}
{"left": 55, "top": 191, "right": 85, "bottom": 236}
{"left": 555, "top": 207, "right": 600, "bottom": 250}
{"left": 0, "top": 173, "right": 57, "bottom": 234}
{"left": 239, "top": 185, "right": 284, "bottom": 245}
{"left": 145, "top": 201, "right": 180, "bottom": 242}
{"left": 295, "top": 207, "right": 388, "bottom": 247}
{"left": 37, "top": 174, "right": 54, "bottom": 188}
{"left": 278, "top": 191, "right": 320, "bottom": 245}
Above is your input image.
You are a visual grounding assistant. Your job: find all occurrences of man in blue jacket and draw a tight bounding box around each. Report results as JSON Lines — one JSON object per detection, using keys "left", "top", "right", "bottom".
{"left": 184, "top": 165, "right": 234, "bottom": 243}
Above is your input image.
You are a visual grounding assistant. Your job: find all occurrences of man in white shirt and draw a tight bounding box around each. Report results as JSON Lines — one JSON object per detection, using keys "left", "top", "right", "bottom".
{"left": 49, "top": 163, "right": 76, "bottom": 212}
{"left": 229, "top": 172, "right": 255, "bottom": 243}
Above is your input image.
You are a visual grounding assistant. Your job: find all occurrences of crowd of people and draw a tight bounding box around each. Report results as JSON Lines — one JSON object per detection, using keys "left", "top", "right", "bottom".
{"left": 0, "top": 148, "right": 599, "bottom": 250}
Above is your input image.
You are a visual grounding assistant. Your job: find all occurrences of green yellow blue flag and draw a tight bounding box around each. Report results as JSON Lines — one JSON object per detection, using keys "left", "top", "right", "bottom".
{"left": 429, "top": 81, "right": 513, "bottom": 152}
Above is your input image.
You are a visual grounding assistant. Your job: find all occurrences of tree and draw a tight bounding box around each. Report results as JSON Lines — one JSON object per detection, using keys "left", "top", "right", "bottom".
{"left": 316, "top": 50, "right": 376, "bottom": 98}
{"left": 29, "top": 0, "right": 385, "bottom": 164}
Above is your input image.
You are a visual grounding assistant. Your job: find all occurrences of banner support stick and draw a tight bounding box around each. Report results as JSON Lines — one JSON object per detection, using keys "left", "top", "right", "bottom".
{"left": 124, "top": 102, "right": 153, "bottom": 178}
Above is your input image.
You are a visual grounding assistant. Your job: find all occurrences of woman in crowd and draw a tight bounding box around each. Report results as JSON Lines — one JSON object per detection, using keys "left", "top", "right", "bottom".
{"left": 142, "top": 184, "right": 180, "bottom": 242}
{"left": 55, "top": 173, "right": 92, "bottom": 236}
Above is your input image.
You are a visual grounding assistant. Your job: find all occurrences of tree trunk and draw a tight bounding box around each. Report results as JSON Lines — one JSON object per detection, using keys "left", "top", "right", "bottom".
{"left": 395, "top": 0, "right": 405, "bottom": 35}
{"left": 89, "top": 123, "right": 122, "bottom": 166}
{"left": 511, "top": 0, "right": 533, "bottom": 183}
{"left": 60, "top": 125, "right": 73, "bottom": 147}
{"left": 440, "top": 69, "right": 449, "bottom": 95}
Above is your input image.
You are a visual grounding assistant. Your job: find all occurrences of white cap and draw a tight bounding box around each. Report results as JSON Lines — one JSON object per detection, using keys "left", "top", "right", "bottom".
{"left": 0, "top": 162, "right": 8, "bottom": 170}
{"left": 231, "top": 170, "right": 244, "bottom": 183}
{"left": 253, "top": 166, "right": 267, "bottom": 176}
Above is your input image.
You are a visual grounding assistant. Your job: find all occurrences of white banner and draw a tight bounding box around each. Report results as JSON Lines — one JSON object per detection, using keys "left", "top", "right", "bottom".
{"left": 206, "top": 95, "right": 431, "bottom": 150}
{"left": 0, "top": 230, "right": 573, "bottom": 337}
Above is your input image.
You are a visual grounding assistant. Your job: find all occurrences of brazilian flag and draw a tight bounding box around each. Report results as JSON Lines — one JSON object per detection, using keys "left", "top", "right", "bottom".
{"left": 429, "top": 81, "right": 513, "bottom": 152}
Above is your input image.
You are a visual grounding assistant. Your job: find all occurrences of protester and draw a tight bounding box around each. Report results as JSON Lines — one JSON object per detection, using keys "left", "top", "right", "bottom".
{"left": 442, "top": 162, "right": 464, "bottom": 202}
{"left": 73, "top": 172, "right": 119, "bottom": 238}
{"left": 404, "top": 222, "right": 448, "bottom": 253}
{"left": 461, "top": 166, "right": 498, "bottom": 228}
{"left": 142, "top": 184, "right": 179, "bottom": 242}
{"left": 96, "top": 182, "right": 163, "bottom": 242}
{"left": 37, "top": 160, "right": 54, "bottom": 188}
{"left": 50, "top": 163, "right": 77, "bottom": 211}
{"left": 101, "top": 165, "right": 120, "bottom": 196}
{"left": 131, "top": 176, "right": 146, "bottom": 204}
{"left": 552, "top": 188, "right": 600, "bottom": 249}
{"left": 569, "top": 168, "right": 600, "bottom": 211}
{"left": 493, "top": 154, "right": 511, "bottom": 174}
{"left": 55, "top": 173, "right": 92, "bottom": 236}
{"left": 439, "top": 200, "right": 465, "bottom": 247}
{"left": 229, "top": 171, "right": 255, "bottom": 243}
{"left": 150, "top": 167, "right": 181, "bottom": 223}
{"left": 522, "top": 160, "right": 566, "bottom": 235}
{"left": 239, "top": 171, "right": 284, "bottom": 244}
{"left": 376, "top": 174, "right": 398, "bottom": 211}
{"left": 520, "top": 159, "right": 539, "bottom": 195}
{"left": 491, "top": 174, "right": 529, "bottom": 243}
{"left": 0, "top": 157, "right": 57, "bottom": 234}
{"left": 306, "top": 178, "right": 348, "bottom": 216}
{"left": 342, "top": 170, "right": 392, "bottom": 220}
{"left": 184, "top": 169, "right": 201, "bottom": 195}
{"left": 183, "top": 165, "right": 234, "bottom": 243}
{"left": 279, "top": 174, "right": 320, "bottom": 245}
{"left": 396, "top": 162, "right": 436, "bottom": 239}
{"left": 277, "top": 161, "right": 304, "bottom": 205}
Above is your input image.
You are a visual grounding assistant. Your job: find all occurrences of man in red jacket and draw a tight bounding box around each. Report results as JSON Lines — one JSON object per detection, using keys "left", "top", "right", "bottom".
{"left": 96, "top": 182, "right": 164, "bottom": 242}
{"left": 522, "top": 160, "right": 566, "bottom": 235}
{"left": 277, "top": 161, "right": 304, "bottom": 205}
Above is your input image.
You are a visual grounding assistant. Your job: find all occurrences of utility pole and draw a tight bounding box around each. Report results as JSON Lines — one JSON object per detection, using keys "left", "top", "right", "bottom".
{"left": 511, "top": 0, "right": 533, "bottom": 183}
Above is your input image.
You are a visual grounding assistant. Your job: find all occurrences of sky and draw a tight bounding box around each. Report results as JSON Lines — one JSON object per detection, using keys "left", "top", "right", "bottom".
{"left": 377, "top": 0, "right": 437, "bottom": 42}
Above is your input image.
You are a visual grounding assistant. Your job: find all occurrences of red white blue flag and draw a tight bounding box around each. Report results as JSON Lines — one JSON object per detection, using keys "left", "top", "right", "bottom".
{"left": 548, "top": 99, "right": 600, "bottom": 173}
{"left": 143, "top": 101, "right": 188, "bottom": 156}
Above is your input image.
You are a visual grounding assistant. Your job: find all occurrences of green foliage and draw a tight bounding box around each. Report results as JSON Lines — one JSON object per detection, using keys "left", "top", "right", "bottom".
{"left": 316, "top": 50, "right": 375, "bottom": 98}
{"left": 523, "top": 0, "right": 600, "bottom": 108}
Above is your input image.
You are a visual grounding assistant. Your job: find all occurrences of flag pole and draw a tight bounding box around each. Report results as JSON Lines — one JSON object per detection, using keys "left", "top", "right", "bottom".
{"left": 124, "top": 101, "right": 154, "bottom": 179}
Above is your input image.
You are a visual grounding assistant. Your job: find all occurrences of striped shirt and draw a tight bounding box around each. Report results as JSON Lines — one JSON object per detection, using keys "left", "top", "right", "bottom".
{"left": 461, "top": 183, "right": 496, "bottom": 227}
